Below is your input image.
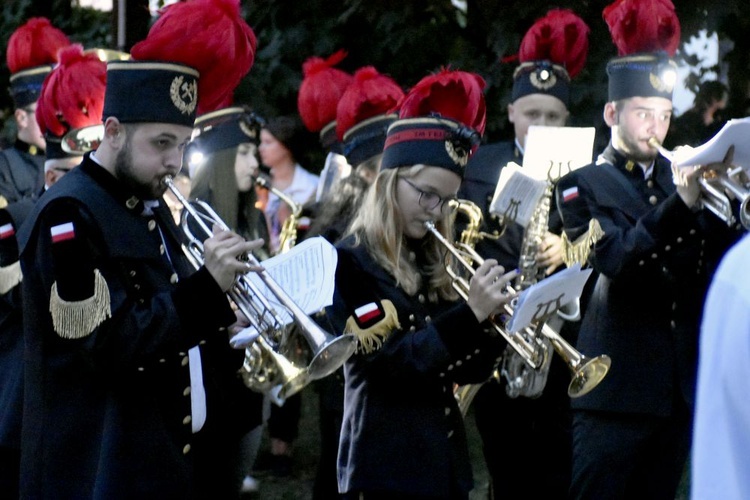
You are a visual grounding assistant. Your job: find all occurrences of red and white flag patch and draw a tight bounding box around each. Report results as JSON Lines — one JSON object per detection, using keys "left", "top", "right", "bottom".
{"left": 50, "top": 222, "right": 75, "bottom": 243}
{"left": 0, "top": 223, "right": 15, "bottom": 239}
{"left": 354, "top": 302, "right": 384, "bottom": 326}
{"left": 562, "top": 186, "right": 579, "bottom": 202}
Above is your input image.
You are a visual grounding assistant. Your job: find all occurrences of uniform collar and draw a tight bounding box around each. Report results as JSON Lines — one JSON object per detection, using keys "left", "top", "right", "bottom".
{"left": 14, "top": 138, "right": 44, "bottom": 157}
{"left": 80, "top": 152, "right": 147, "bottom": 215}
{"left": 601, "top": 144, "right": 655, "bottom": 180}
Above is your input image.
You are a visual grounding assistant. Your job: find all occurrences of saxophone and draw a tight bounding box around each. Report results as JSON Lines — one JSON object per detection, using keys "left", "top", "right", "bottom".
{"left": 255, "top": 175, "right": 301, "bottom": 254}
{"left": 500, "top": 179, "right": 556, "bottom": 399}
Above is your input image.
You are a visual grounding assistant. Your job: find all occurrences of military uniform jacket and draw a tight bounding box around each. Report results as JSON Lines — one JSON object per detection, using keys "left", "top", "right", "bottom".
{"left": 555, "top": 145, "right": 739, "bottom": 416}
{"left": 459, "top": 141, "right": 563, "bottom": 271}
{"left": 331, "top": 236, "right": 505, "bottom": 497}
{"left": 17, "top": 155, "right": 237, "bottom": 499}
{"left": 0, "top": 140, "right": 45, "bottom": 206}
{"left": 0, "top": 200, "right": 33, "bottom": 450}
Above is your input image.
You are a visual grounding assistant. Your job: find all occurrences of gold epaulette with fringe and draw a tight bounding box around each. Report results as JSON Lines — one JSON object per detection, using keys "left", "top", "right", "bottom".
{"left": 49, "top": 269, "right": 112, "bottom": 339}
{"left": 0, "top": 261, "right": 22, "bottom": 294}
{"left": 561, "top": 218, "right": 604, "bottom": 267}
{"left": 345, "top": 299, "right": 400, "bottom": 354}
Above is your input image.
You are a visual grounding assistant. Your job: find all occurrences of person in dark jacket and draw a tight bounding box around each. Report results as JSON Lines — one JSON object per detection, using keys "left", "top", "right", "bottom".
{"left": 554, "top": 3, "right": 741, "bottom": 495}
{"left": 18, "top": 58, "right": 261, "bottom": 499}
{"left": 330, "top": 69, "right": 517, "bottom": 500}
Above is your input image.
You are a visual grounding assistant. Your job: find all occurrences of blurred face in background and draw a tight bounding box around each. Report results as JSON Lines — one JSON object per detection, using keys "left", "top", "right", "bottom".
{"left": 19, "top": 103, "right": 46, "bottom": 150}
{"left": 258, "top": 129, "right": 293, "bottom": 169}
{"left": 235, "top": 142, "right": 259, "bottom": 192}
{"left": 507, "top": 94, "right": 569, "bottom": 151}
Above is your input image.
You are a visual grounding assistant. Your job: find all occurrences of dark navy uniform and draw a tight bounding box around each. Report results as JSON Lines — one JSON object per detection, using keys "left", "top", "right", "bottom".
{"left": 0, "top": 139, "right": 45, "bottom": 207}
{"left": 17, "top": 155, "right": 242, "bottom": 499}
{"left": 458, "top": 140, "right": 574, "bottom": 499}
{"left": 331, "top": 236, "right": 505, "bottom": 499}
{"left": 555, "top": 145, "right": 741, "bottom": 498}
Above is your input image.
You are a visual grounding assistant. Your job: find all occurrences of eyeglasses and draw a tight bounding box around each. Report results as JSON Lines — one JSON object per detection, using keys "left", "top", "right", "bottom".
{"left": 401, "top": 178, "right": 457, "bottom": 211}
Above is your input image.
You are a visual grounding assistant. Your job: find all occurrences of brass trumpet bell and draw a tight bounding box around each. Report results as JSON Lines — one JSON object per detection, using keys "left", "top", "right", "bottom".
{"left": 568, "top": 354, "right": 611, "bottom": 397}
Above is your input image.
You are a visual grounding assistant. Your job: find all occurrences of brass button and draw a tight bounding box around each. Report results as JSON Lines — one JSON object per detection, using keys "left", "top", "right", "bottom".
{"left": 418, "top": 294, "right": 426, "bottom": 303}
{"left": 447, "top": 430, "right": 454, "bottom": 438}
{"left": 465, "top": 354, "right": 472, "bottom": 360}
{"left": 475, "top": 349, "right": 481, "bottom": 354}
{"left": 137, "top": 366, "right": 144, "bottom": 372}
{"left": 409, "top": 326, "right": 416, "bottom": 332}
{"left": 170, "top": 273, "right": 179, "bottom": 284}
{"left": 670, "top": 320, "right": 676, "bottom": 329}
{"left": 447, "top": 364, "right": 454, "bottom": 371}
{"left": 408, "top": 314, "right": 415, "bottom": 322}
{"left": 651, "top": 253, "right": 658, "bottom": 259}
{"left": 455, "top": 360, "right": 463, "bottom": 367}
{"left": 677, "top": 237, "right": 683, "bottom": 243}
{"left": 183, "top": 387, "right": 191, "bottom": 396}
{"left": 160, "top": 244, "right": 165, "bottom": 255}
{"left": 182, "top": 444, "right": 191, "bottom": 455}
{"left": 148, "top": 220, "right": 157, "bottom": 231}
{"left": 647, "top": 180, "right": 654, "bottom": 188}
{"left": 689, "top": 229, "right": 696, "bottom": 235}
{"left": 424, "top": 315, "right": 431, "bottom": 323}
{"left": 664, "top": 245, "right": 671, "bottom": 251}
{"left": 181, "top": 356, "right": 189, "bottom": 367}
{"left": 639, "top": 260, "right": 645, "bottom": 266}
{"left": 134, "top": 284, "right": 141, "bottom": 290}
{"left": 129, "top": 270, "right": 136, "bottom": 277}
{"left": 159, "top": 358, "right": 166, "bottom": 363}
{"left": 444, "top": 407, "right": 451, "bottom": 416}
{"left": 649, "top": 195, "right": 657, "bottom": 205}
{"left": 183, "top": 415, "right": 192, "bottom": 425}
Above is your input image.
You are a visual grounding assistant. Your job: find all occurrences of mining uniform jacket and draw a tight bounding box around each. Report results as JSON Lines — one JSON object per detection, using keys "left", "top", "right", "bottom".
{"left": 17, "top": 155, "right": 240, "bottom": 499}
{"left": 331, "top": 236, "right": 505, "bottom": 497}
{"left": 0, "top": 140, "right": 45, "bottom": 206}
{"left": 555, "top": 145, "right": 740, "bottom": 416}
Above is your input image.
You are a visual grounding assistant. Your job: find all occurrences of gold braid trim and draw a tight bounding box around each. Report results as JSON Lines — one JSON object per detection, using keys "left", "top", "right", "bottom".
{"left": 345, "top": 299, "right": 400, "bottom": 355}
{"left": 0, "top": 261, "right": 22, "bottom": 295}
{"left": 561, "top": 219, "right": 605, "bottom": 267}
{"left": 49, "top": 269, "right": 112, "bottom": 339}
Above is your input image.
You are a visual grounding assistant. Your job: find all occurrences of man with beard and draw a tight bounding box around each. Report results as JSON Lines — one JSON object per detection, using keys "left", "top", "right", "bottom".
{"left": 17, "top": 59, "right": 262, "bottom": 498}
{"left": 554, "top": 49, "right": 741, "bottom": 500}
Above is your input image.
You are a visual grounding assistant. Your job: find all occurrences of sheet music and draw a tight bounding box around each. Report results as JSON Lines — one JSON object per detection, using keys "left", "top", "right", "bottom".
{"left": 506, "top": 264, "right": 593, "bottom": 333}
{"left": 672, "top": 117, "right": 750, "bottom": 170}
{"left": 229, "top": 236, "right": 337, "bottom": 348}
{"left": 489, "top": 163, "right": 546, "bottom": 227}
{"left": 522, "top": 126, "right": 596, "bottom": 181}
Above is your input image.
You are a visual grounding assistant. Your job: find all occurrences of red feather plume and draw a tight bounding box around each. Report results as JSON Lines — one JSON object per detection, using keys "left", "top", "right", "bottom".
{"left": 398, "top": 68, "right": 486, "bottom": 136}
{"left": 298, "top": 50, "right": 354, "bottom": 133}
{"left": 518, "top": 9, "right": 590, "bottom": 79}
{"left": 604, "top": 0, "right": 681, "bottom": 56}
{"left": 6, "top": 17, "right": 70, "bottom": 73}
{"left": 130, "top": 0, "right": 257, "bottom": 115}
{"left": 335, "top": 66, "right": 404, "bottom": 140}
{"left": 35, "top": 45, "right": 107, "bottom": 138}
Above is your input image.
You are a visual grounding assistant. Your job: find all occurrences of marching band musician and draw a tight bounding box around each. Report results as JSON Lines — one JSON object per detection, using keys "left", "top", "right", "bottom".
{"left": 458, "top": 10, "right": 589, "bottom": 498}
{"left": 554, "top": 1, "right": 741, "bottom": 497}
{"left": 17, "top": 0, "right": 262, "bottom": 496}
{"left": 0, "top": 41, "right": 106, "bottom": 498}
{"left": 305, "top": 63, "right": 404, "bottom": 499}
{"left": 0, "top": 18, "right": 70, "bottom": 208}
{"left": 330, "top": 69, "right": 517, "bottom": 500}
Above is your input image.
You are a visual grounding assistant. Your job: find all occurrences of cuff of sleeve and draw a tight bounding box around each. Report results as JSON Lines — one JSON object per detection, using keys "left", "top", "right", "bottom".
{"left": 434, "top": 302, "right": 484, "bottom": 357}
{"left": 173, "top": 267, "right": 236, "bottom": 335}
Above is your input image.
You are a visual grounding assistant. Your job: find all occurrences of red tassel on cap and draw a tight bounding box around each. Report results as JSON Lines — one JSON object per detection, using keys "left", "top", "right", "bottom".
{"left": 398, "top": 68, "right": 486, "bottom": 136}
{"left": 36, "top": 45, "right": 107, "bottom": 138}
{"left": 131, "top": 0, "right": 257, "bottom": 115}
{"left": 604, "top": 0, "right": 681, "bottom": 57}
{"left": 335, "top": 66, "right": 404, "bottom": 140}
{"left": 6, "top": 17, "right": 70, "bottom": 73}
{"left": 518, "top": 9, "right": 590, "bottom": 79}
{"left": 298, "top": 50, "right": 354, "bottom": 133}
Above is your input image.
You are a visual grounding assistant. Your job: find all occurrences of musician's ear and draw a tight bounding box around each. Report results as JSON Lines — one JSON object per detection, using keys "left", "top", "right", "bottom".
{"left": 603, "top": 102, "right": 618, "bottom": 127}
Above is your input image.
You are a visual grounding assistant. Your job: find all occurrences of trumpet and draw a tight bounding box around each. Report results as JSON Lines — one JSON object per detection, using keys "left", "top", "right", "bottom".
{"left": 424, "top": 221, "right": 610, "bottom": 411}
{"left": 255, "top": 175, "right": 302, "bottom": 254}
{"left": 163, "top": 176, "right": 357, "bottom": 401}
{"left": 648, "top": 137, "right": 750, "bottom": 229}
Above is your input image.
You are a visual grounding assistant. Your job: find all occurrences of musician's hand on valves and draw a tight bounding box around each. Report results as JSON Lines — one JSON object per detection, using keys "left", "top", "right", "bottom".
{"left": 467, "top": 259, "right": 519, "bottom": 323}
{"left": 672, "top": 162, "right": 702, "bottom": 209}
{"left": 203, "top": 224, "right": 264, "bottom": 292}
{"left": 537, "top": 231, "right": 564, "bottom": 276}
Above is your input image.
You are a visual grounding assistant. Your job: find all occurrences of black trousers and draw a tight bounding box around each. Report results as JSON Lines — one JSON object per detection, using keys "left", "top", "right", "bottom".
{"left": 569, "top": 400, "right": 691, "bottom": 500}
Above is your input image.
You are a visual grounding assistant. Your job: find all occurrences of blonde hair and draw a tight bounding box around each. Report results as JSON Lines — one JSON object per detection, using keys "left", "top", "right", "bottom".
{"left": 347, "top": 165, "right": 457, "bottom": 302}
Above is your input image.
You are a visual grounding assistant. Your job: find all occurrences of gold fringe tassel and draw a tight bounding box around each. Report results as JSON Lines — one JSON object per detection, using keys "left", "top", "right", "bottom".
{"left": 0, "top": 261, "right": 22, "bottom": 295}
{"left": 49, "top": 269, "right": 112, "bottom": 339}
{"left": 561, "top": 218, "right": 605, "bottom": 268}
{"left": 345, "top": 299, "right": 400, "bottom": 355}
